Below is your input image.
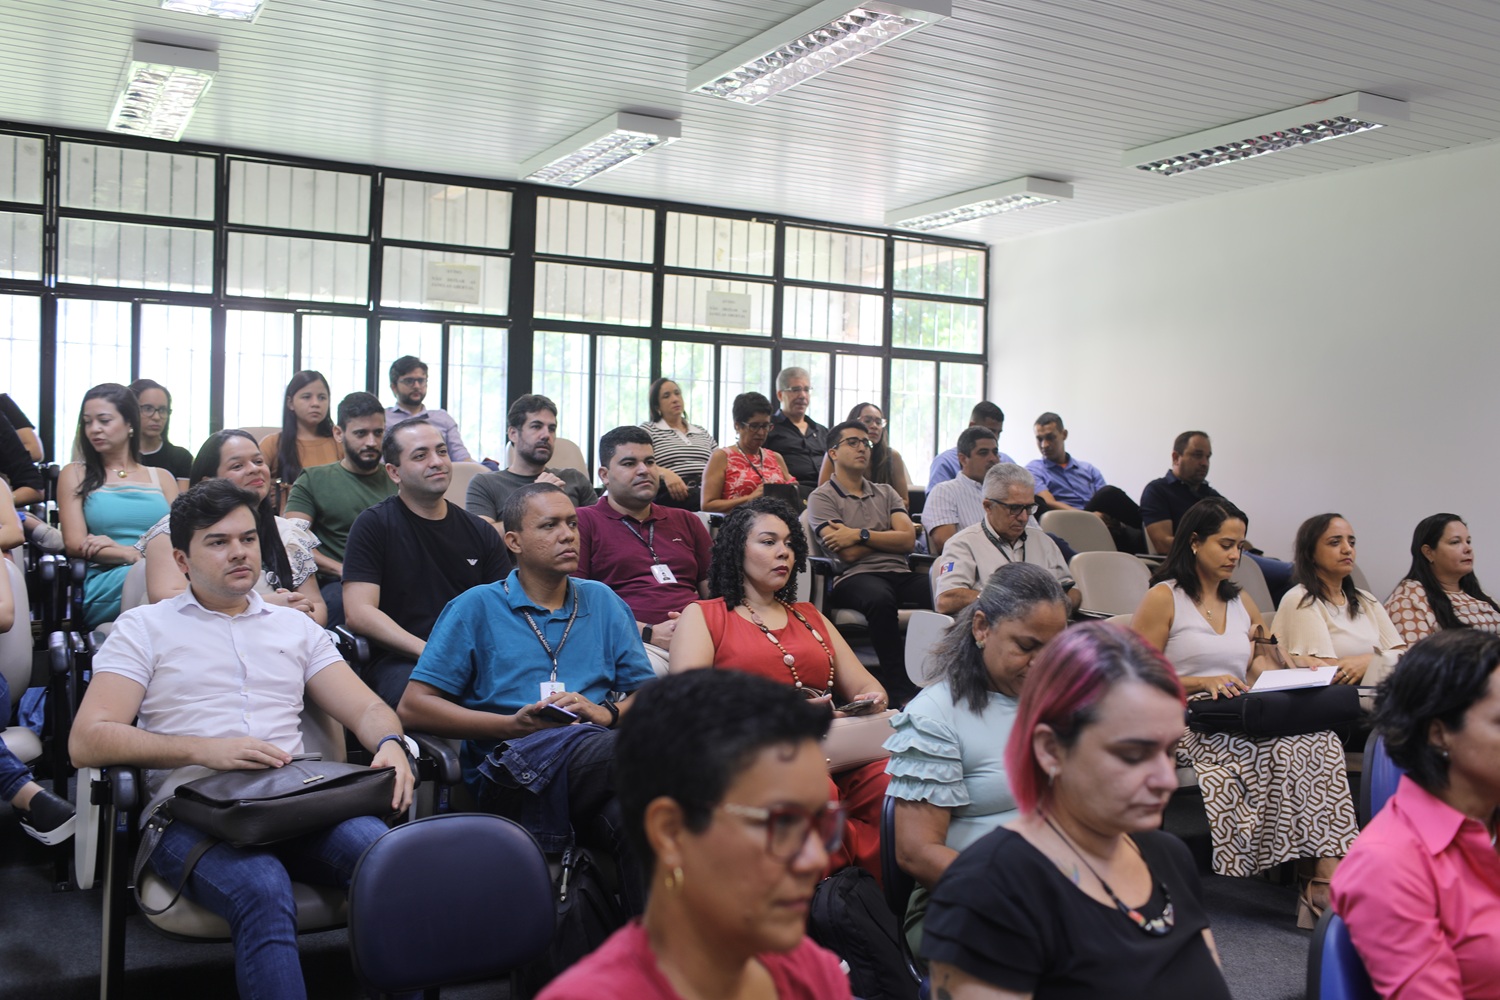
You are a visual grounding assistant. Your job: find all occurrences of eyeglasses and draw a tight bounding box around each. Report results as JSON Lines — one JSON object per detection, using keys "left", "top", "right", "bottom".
{"left": 782, "top": 386, "right": 811, "bottom": 395}
{"left": 986, "top": 499, "right": 1038, "bottom": 517}
{"left": 836, "top": 437, "right": 872, "bottom": 451}
{"left": 397, "top": 377, "right": 428, "bottom": 387}
{"left": 720, "top": 800, "right": 846, "bottom": 860}
{"left": 743, "top": 421, "right": 772, "bottom": 432}
{"left": 858, "top": 416, "right": 887, "bottom": 428}
{"left": 139, "top": 405, "right": 171, "bottom": 418}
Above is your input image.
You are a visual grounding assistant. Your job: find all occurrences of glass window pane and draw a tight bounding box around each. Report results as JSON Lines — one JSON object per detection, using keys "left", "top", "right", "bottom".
{"left": 663, "top": 275, "right": 773, "bottom": 336}
{"left": 893, "top": 242, "right": 984, "bottom": 298}
{"left": 939, "top": 362, "right": 985, "bottom": 462}
{"left": 664, "top": 213, "right": 774, "bottom": 275}
{"left": 535, "top": 198, "right": 652, "bottom": 263}
{"left": 833, "top": 355, "right": 883, "bottom": 424}
{"left": 0, "top": 212, "right": 42, "bottom": 280}
{"left": 0, "top": 135, "right": 44, "bottom": 204}
{"left": 892, "top": 298, "right": 984, "bottom": 354}
{"left": 594, "top": 336, "right": 652, "bottom": 461}
{"left": 783, "top": 287, "right": 882, "bottom": 346}
{"left": 59, "top": 219, "right": 213, "bottom": 292}
{"left": 0, "top": 295, "right": 42, "bottom": 426}
{"left": 448, "top": 325, "right": 509, "bottom": 464}
{"left": 890, "top": 359, "right": 937, "bottom": 487}
{"left": 301, "top": 316, "right": 368, "bottom": 398}
{"left": 659, "top": 341, "right": 716, "bottom": 438}
{"left": 229, "top": 161, "right": 370, "bottom": 235}
{"left": 779, "top": 350, "right": 831, "bottom": 428}
{"left": 380, "top": 247, "right": 510, "bottom": 314}
{"left": 378, "top": 321, "right": 444, "bottom": 411}
{"left": 383, "top": 179, "right": 511, "bottom": 249}
{"left": 718, "top": 345, "right": 772, "bottom": 443}
{"left": 138, "top": 304, "right": 212, "bottom": 459}
{"left": 55, "top": 300, "right": 132, "bottom": 461}
{"left": 785, "top": 227, "right": 883, "bottom": 287}
{"left": 532, "top": 331, "right": 591, "bottom": 465}
{"left": 60, "top": 142, "right": 215, "bottom": 219}
{"left": 224, "top": 311, "right": 294, "bottom": 432}
{"left": 227, "top": 233, "right": 370, "bottom": 304}
{"left": 534, "top": 262, "right": 649, "bottom": 326}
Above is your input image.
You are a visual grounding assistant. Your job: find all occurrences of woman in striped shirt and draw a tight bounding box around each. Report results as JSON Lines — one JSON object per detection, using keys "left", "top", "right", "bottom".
{"left": 642, "top": 377, "right": 717, "bottom": 511}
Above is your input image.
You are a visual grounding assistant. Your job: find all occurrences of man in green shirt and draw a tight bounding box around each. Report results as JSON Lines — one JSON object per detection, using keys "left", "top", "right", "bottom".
{"left": 285, "top": 391, "right": 397, "bottom": 626}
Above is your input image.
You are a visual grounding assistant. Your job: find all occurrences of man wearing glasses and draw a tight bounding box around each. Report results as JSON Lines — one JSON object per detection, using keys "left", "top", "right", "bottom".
{"left": 764, "top": 366, "right": 827, "bottom": 497}
{"left": 932, "top": 463, "right": 1079, "bottom": 616}
{"left": 384, "top": 355, "right": 474, "bottom": 462}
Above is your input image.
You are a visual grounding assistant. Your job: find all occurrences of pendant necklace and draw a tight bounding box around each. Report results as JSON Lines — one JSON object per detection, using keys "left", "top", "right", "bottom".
{"left": 741, "top": 597, "right": 835, "bottom": 696}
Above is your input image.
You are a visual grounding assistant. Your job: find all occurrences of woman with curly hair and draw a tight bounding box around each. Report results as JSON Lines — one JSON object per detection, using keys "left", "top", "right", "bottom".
{"left": 669, "top": 496, "right": 889, "bottom": 879}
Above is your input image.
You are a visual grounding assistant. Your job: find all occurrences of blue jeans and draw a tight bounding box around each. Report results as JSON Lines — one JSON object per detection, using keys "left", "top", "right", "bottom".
{"left": 150, "top": 813, "right": 387, "bottom": 1000}
{"left": 0, "top": 672, "right": 34, "bottom": 804}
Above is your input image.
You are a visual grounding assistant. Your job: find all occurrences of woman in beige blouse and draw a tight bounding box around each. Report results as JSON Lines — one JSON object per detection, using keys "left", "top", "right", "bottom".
{"left": 1384, "top": 512, "right": 1500, "bottom": 644}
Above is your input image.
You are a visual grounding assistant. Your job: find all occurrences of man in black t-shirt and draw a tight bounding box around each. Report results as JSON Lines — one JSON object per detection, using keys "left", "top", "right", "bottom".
{"left": 343, "top": 418, "right": 511, "bottom": 707}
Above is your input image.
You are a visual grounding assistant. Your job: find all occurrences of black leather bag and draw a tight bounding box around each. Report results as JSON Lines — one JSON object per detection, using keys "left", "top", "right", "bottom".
{"left": 1187, "top": 684, "right": 1362, "bottom": 738}
{"left": 170, "top": 760, "right": 396, "bottom": 848}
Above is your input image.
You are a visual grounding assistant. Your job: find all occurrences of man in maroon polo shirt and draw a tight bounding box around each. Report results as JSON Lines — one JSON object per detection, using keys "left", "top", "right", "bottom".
{"left": 575, "top": 426, "right": 712, "bottom": 673}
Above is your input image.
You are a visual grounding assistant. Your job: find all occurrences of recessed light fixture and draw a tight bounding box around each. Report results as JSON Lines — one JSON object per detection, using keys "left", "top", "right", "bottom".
{"left": 107, "top": 40, "right": 219, "bottom": 142}
{"left": 887, "top": 177, "right": 1074, "bottom": 231}
{"left": 520, "top": 112, "right": 682, "bottom": 187}
{"left": 688, "top": 0, "right": 950, "bottom": 106}
{"left": 160, "top": 0, "right": 265, "bottom": 21}
{"left": 1124, "top": 92, "right": 1409, "bottom": 177}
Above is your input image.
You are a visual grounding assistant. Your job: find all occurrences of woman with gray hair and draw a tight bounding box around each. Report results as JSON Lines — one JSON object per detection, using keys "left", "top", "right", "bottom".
{"left": 883, "top": 561, "right": 1071, "bottom": 953}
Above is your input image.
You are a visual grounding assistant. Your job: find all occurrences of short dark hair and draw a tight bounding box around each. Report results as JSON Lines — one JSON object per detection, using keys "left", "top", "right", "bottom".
{"left": 971, "top": 402, "right": 1004, "bottom": 425}
{"left": 616, "top": 669, "right": 831, "bottom": 870}
{"left": 1400, "top": 514, "right": 1500, "bottom": 631}
{"left": 1376, "top": 629, "right": 1500, "bottom": 793}
{"left": 731, "top": 392, "right": 773, "bottom": 427}
{"left": 1292, "top": 513, "right": 1364, "bottom": 619}
{"left": 707, "top": 498, "right": 808, "bottom": 607}
{"left": 957, "top": 425, "right": 997, "bottom": 457}
{"left": 1150, "top": 497, "right": 1249, "bottom": 603}
{"left": 507, "top": 394, "right": 558, "bottom": 430}
{"left": 825, "top": 420, "right": 868, "bottom": 453}
{"left": 336, "top": 391, "right": 384, "bottom": 429}
{"left": 389, "top": 356, "right": 427, "bottom": 385}
{"left": 500, "top": 482, "right": 567, "bottom": 533}
{"left": 1034, "top": 411, "right": 1064, "bottom": 431}
{"left": 169, "top": 479, "right": 260, "bottom": 554}
{"left": 599, "top": 425, "right": 652, "bottom": 469}
{"left": 382, "top": 415, "right": 437, "bottom": 466}
{"left": 1173, "top": 430, "right": 1209, "bottom": 455}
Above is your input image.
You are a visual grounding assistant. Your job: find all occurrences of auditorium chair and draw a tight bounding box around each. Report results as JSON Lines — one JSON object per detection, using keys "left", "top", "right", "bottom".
{"left": 878, "top": 796, "right": 928, "bottom": 998}
{"left": 1358, "top": 731, "right": 1403, "bottom": 826}
{"left": 1307, "top": 911, "right": 1377, "bottom": 1000}
{"left": 901, "top": 610, "right": 951, "bottom": 689}
{"left": 799, "top": 510, "right": 934, "bottom": 635}
{"left": 1069, "top": 551, "right": 1151, "bottom": 618}
{"left": 1230, "top": 557, "right": 1275, "bottom": 627}
{"left": 443, "top": 461, "right": 488, "bottom": 508}
{"left": 1039, "top": 509, "right": 1115, "bottom": 555}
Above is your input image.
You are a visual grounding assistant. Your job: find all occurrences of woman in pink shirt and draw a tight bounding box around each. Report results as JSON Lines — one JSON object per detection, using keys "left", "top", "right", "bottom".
{"left": 1331, "top": 628, "right": 1500, "bottom": 999}
{"left": 538, "top": 669, "right": 853, "bottom": 1000}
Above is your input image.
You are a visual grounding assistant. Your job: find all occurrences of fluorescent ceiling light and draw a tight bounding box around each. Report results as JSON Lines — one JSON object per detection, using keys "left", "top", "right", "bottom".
{"left": 107, "top": 40, "right": 218, "bottom": 142}
{"left": 160, "top": 0, "right": 265, "bottom": 21}
{"left": 520, "top": 112, "right": 681, "bottom": 187}
{"left": 688, "top": 0, "right": 950, "bottom": 105}
{"left": 887, "top": 177, "right": 1074, "bottom": 231}
{"left": 1125, "top": 92, "right": 1409, "bottom": 177}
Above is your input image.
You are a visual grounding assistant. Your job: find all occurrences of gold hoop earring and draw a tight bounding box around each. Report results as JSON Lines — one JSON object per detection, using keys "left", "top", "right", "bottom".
{"left": 663, "top": 866, "right": 685, "bottom": 891}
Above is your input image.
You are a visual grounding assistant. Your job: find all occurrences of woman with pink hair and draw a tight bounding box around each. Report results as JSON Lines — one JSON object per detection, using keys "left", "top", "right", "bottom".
{"left": 921, "top": 622, "right": 1230, "bottom": 1000}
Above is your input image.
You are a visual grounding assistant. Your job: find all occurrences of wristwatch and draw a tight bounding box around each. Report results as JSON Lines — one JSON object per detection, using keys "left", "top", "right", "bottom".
{"left": 641, "top": 624, "right": 654, "bottom": 645}
{"left": 377, "top": 733, "right": 419, "bottom": 765}
{"left": 859, "top": 528, "right": 871, "bottom": 543}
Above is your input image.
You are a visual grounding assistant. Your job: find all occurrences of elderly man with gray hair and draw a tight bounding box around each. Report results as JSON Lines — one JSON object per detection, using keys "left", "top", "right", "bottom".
{"left": 931, "top": 463, "right": 1079, "bottom": 615}
{"left": 763, "top": 366, "right": 827, "bottom": 496}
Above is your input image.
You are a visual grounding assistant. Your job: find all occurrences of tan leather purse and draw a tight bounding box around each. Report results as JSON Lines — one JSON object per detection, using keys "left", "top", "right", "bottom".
{"left": 822, "top": 710, "right": 898, "bottom": 773}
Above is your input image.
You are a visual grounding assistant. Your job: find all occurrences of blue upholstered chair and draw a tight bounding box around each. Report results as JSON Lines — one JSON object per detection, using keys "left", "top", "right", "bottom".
{"left": 1307, "top": 910, "right": 1377, "bottom": 1000}
{"left": 1359, "top": 730, "right": 1405, "bottom": 825}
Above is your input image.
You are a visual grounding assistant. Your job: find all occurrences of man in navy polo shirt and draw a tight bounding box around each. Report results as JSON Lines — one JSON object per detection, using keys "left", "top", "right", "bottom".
{"left": 575, "top": 426, "right": 711, "bottom": 675}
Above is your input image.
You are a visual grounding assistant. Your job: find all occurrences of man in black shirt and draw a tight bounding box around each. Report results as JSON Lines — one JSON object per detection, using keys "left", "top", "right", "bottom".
{"left": 763, "top": 366, "right": 827, "bottom": 497}
{"left": 0, "top": 412, "right": 42, "bottom": 507}
{"left": 343, "top": 418, "right": 511, "bottom": 707}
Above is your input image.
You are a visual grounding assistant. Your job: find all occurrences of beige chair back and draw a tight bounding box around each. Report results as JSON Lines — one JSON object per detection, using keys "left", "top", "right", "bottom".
{"left": 509, "top": 437, "right": 590, "bottom": 478}
{"left": 1071, "top": 551, "right": 1152, "bottom": 617}
{"left": 1349, "top": 562, "right": 1372, "bottom": 595}
{"left": 120, "top": 558, "right": 150, "bottom": 613}
{"left": 1230, "top": 556, "right": 1275, "bottom": 617}
{"left": 904, "top": 610, "right": 953, "bottom": 688}
{"left": 1040, "top": 509, "right": 1116, "bottom": 553}
{"left": 444, "top": 461, "right": 488, "bottom": 508}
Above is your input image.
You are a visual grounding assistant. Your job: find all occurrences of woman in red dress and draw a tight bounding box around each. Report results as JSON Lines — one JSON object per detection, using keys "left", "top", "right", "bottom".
{"left": 701, "top": 393, "right": 796, "bottom": 514}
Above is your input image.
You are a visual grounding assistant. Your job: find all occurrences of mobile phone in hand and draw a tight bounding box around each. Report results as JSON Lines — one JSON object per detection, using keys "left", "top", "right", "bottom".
{"left": 537, "top": 704, "right": 580, "bottom": 724}
{"left": 834, "top": 698, "right": 879, "bottom": 715}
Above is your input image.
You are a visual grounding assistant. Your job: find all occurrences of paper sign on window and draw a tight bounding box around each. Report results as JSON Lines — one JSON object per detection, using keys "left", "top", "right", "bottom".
{"left": 704, "top": 290, "right": 752, "bottom": 329}
{"left": 426, "top": 262, "right": 482, "bottom": 304}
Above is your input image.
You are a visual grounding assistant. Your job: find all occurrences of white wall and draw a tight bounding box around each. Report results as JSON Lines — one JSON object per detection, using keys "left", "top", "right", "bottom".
{"left": 989, "top": 139, "right": 1500, "bottom": 598}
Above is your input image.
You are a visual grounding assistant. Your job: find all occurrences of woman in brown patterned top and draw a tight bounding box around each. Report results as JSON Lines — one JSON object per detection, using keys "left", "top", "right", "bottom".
{"left": 1385, "top": 513, "right": 1500, "bottom": 645}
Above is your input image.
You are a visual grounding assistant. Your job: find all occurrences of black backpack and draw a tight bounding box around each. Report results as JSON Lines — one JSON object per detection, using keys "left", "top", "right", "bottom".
{"left": 519, "top": 845, "right": 626, "bottom": 993}
{"left": 807, "top": 866, "right": 920, "bottom": 1000}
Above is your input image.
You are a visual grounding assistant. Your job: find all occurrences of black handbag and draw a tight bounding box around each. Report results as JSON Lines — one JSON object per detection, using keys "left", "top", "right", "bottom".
{"left": 170, "top": 759, "right": 397, "bottom": 848}
{"left": 1187, "top": 684, "right": 1362, "bottom": 737}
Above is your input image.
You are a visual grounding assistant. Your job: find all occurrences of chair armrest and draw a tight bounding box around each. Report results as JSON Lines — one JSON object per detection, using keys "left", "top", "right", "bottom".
{"left": 332, "top": 625, "right": 372, "bottom": 668}
{"left": 408, "top": 732, "right": 462, "bottom": 788}
{"left": 808, "top": 556, "right": 837, "bottom": 577}
{"left": 1072, "top": 609, "right": 1114, "bottom": 621}
{"left": 909, "top": 553, "right": 936, "bottom": 574}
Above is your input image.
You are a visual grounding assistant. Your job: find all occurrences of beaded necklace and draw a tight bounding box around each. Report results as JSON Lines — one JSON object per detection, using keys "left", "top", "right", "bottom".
{"left": 740, "top": 597, "right": 835, "bottom": 695}
{"left": 1041, "top": 811, "right": 1175, "bottom": 937}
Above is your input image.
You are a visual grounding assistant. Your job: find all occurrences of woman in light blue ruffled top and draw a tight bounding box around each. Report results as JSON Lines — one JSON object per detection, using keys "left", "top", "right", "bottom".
{"left": 883, "top": 562, "right": 1071, "bottom": 955}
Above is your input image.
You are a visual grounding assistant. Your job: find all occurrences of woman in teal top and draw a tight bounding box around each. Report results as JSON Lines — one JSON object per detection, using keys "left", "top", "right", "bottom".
{"left": 58, "top": 384, "right": 176, "bottom": 630}
{"left": 884, "top": 562, "right": 1071, "bottom": 954}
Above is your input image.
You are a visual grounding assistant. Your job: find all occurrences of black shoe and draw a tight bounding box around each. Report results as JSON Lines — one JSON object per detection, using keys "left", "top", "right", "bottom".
{"left": 16, "top": 788, "right": 76, "bottom": 845}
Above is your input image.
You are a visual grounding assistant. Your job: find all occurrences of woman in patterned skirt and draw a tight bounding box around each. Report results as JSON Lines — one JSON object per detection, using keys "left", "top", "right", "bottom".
{"left": 1133, "top": 497, "right": 1357, "bottom": 927}
{"left": 1384, "top": 512, "right": 1500, "bottom": 645}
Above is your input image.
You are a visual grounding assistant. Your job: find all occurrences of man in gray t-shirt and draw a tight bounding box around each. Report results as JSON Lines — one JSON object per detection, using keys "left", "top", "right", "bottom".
{"left": 465, "top": 393, "right": 596, "bottom": 530}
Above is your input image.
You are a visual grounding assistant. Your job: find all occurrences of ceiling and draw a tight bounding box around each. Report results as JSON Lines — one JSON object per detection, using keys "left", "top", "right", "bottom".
{"left": 4, "top": 0, "right": 1500, "bottom": 244}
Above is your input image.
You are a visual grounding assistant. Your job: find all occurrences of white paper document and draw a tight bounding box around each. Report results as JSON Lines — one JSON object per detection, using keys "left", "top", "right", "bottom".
{"left": 1249, "top": 666, "right": 1339, "bottom": 692}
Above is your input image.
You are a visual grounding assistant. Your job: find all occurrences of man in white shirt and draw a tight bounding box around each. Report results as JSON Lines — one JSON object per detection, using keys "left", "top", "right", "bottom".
{"left": 71, "top": 479, "right": 415, "bottom": 999}
{"left": 922, "top": 425, "right": 1002, "bottom": 555}
{"left": 932, "top": 463, "right": 1080, "bottom": 615}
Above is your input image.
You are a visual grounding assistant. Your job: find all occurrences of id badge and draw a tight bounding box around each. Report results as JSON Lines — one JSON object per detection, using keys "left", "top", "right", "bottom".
{"left": 540, "top": 681, "right": 566, "bottom": 701}
{"left": 650, "top": 563, "right": 678, "bottom": 585}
